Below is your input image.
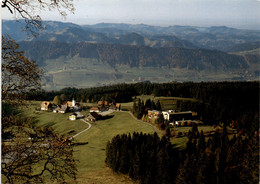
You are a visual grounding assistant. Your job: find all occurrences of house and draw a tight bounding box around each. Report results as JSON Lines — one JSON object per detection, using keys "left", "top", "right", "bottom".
{"left": 168, "top": 111, "right": 194, "bottom": 122}
{"left": 162, "top": 111, "right": 169, "bottom": 121}
{"left": 90, "top": 107, "right": 99, "bottom": 112}
{"left": 74, "top": 112, "right": 85, "bottom": 119}
{"left": 53, "top": 105, "right": 61, "bottom": 113}
{"left": 69, "top": 112, "right": 84, "bottom": 121}
{"left": 69, "top": 114, "right": 77, "bottom": 121}
{"left": 85, "top": 112, "right": 100, "bottom": 122}
{"left": 41, "top": 101, "right": 52, "bottom": 111}
{"left": 58, "top": 104, "right": 68, "bottom": 114}
{"left": 63, "top": 99, "right": 81, "bottom": 111}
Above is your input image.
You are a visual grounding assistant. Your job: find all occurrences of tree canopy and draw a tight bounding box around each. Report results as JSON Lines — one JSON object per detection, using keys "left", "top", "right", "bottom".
{"left": 1, "top": 110, "right": 77, "bottom": 183}
{"left": 2, "top": 35, "right": 42, "bottom": 103}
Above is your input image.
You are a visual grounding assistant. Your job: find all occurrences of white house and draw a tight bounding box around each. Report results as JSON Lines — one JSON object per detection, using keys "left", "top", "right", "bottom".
{"left": 162, "top": 111, "right": 169, "bottom": 121}
{"left": 90, "top": 107, "right": 99, "bottom": 112}
{"left": 69, "top": 114, "right": 77, "bottom": 121}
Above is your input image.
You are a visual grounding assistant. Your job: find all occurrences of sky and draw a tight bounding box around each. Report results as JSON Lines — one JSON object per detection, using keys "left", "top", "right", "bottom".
{"left": 2, "top": 0, "right": 260, "bottom": 29}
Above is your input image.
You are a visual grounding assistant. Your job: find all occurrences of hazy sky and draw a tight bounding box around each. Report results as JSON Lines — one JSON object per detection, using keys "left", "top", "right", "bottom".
{"left": 2, "top": 0, "right": 260, "bottom": 29}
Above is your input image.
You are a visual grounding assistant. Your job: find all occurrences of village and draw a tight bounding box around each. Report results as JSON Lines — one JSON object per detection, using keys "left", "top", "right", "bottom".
{"left": 40, "top": 98, "right": 202, "bottom": 128}
{"left": 41, "top": 99, "right": 121, "bottom": 122}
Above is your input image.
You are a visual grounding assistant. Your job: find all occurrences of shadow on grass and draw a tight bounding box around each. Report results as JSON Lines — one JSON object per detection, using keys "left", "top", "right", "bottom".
{"left": 71, "top": 142, "right": 89, "bottom": 146}
{"left": 100, "top": 115, "right": 114, "bottom": 120}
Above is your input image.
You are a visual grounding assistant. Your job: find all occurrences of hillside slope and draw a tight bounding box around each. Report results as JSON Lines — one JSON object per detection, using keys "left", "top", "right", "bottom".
{"left": 19, "top": 41, "right": 250, "bottom": 71}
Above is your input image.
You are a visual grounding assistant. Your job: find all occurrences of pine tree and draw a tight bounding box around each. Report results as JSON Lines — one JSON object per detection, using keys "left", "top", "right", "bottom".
{"left": 155, "top": 100, "right": 162, "bottom": 111}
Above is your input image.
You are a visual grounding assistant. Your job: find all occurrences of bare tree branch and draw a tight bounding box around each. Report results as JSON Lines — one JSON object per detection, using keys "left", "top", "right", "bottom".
{"left": 2, "top": 0, "right": 74, "bottom": 35}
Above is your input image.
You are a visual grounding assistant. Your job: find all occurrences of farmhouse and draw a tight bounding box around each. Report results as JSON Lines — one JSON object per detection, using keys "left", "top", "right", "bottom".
{"left": 162, "top": 110, "right": 175, "bottom": 121}
{"left": 69, "top": 114, "right": 77, "bottom": 121}
{"left": 74, "top": 112, "right": 85, "bottom": 119}
{"left": 69, "top": 112, "right": 84, "bottom": 121}
{"left": 53, "top": 104, "right": 68, "bottom": 114}
{"left": 148, "top": 110, "right": 197, "bottom": 123}
{"left": 168, "top": 111, "right": 195, "bottom": 122}
{"left": 41, "top": 101, "right": 52, "bottom": 111}
{"left": 63, "top": 99, "right": 81, "bottom": 111}
{"left": 85, "top": 112, "right": 100, "bottom": 122}
{"left": 90, "top": 107, "right": 99, "bottom": 112}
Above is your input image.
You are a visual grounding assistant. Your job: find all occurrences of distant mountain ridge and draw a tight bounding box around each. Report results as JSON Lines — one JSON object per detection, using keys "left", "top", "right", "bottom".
{"left": 3, "top": 20, "right": 259, "bottom": 89}
{"left": 3, "top": 20, "right": 260, "bottom": 51}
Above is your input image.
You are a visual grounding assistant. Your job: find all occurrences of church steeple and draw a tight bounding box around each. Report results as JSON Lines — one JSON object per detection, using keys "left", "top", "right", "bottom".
{"left": 72, "top": 98, "right": 76, "bottom": 107}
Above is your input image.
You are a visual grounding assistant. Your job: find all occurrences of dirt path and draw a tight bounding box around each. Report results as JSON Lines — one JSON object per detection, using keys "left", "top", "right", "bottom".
{"left": 71, "top": 119, "right": 92, "bottom": 138}
{"left": 71, "top": 110, "right": 114, "bottom": 139}
{"left": 71, "top": 110, "right": 161, "bottom": 139}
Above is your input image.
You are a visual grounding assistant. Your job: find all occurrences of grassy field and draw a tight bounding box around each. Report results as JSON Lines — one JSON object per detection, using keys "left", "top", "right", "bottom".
{"left": 20, "top": 103, "right": 156, "bottom": 183}
{"left": 20, "top": 101, "right": 215, "bottom": 183}
{"left": 20, "top": 101, "right": 90, "bottom": 136}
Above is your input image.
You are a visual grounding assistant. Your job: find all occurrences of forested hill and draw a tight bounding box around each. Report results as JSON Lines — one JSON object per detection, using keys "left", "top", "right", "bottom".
{"left": 3, "top": 20, "right": 260, "bottom": 51}
{"left": 19, "top": 41, "right": 249, "bottom": 71}
{"left": 227, "top": 41, "right": 260, "bottom": 52}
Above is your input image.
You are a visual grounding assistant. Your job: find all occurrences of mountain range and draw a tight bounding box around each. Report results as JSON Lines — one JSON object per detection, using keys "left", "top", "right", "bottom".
{"left": 2, "top": 20, "right": 260, "bottom": 90}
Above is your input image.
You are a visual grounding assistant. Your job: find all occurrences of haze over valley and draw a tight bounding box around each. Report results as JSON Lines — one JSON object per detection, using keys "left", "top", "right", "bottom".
{"left": 3, "top": 20, "right": 259, "bottom": 90}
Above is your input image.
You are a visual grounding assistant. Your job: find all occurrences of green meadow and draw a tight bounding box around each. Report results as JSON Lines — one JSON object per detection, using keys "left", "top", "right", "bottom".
{"left": 21, "top": 102, "right": 156, "bottom": 183}
{"left": 20, "top": 100, "right": 214, "bottom": 183}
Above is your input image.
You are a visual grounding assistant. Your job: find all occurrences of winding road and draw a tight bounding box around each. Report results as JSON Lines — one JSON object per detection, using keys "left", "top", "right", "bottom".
{"left": 70, "top": 110, "right": 161, "bottom": 139}
{"left": 71, "top": 119, "right": 92, "bottom": 138}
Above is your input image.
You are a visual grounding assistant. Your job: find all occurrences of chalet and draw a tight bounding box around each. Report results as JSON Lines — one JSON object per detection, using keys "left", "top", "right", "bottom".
{"left": 53, "top": 106, "right": 60, "bottom": 113}
{"left": 162, "top": 111, "right": 169, "bottom": 121}
{"left": 168, "top": 111, "right": 195, "bottom": 122}
{"left": 85, "top": 112, "right": 100, "bottom": 122}
{"left": 69, "top": 114, "right": 77, "bottom": 121}
{"left": 74, "top": 112, "right": 85, "bottom": 119}
{"left": 69, "top": 112, "right": 84, "bottom": 121}
{"left": 63, "top": 99, "right": 81, "bottom": 111}
{"left": 90, "top": 107, "right": 99, "bottom": 112}
{"left": 41, "top": 101, "right": 52, "bottom": 111}
{"left": 162, "top": 110, "right": 175, "bottom": 121}
{"left": 59, "top": 104, "right": 68, "bottom": 113}
{"left": 53, "top": 104, "right": 68, "bottom": 114}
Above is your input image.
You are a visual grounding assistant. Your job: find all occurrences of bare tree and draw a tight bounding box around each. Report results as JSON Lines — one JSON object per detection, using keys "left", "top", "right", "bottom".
{"left": 2, "top": 1, "right": 77, "bottom": 183}
{"left": 2, "top": 0, "right": 75, "bottom": 35}
{"left": 2, "top": 115, "right": 77, "bottom": 183}
{"left": 2, "top": 35, "right": 42, "bottom": 104}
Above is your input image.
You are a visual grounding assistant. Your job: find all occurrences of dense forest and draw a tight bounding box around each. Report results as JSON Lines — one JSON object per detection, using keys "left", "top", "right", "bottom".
{"left": 19, "top": 41, "right": 251, "bottom": 70}
{"left": 27, "top": 81, "right": 259, "bottom": 133}
{"left": 105, "top": 126, "right": 259, "bottom": 184}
